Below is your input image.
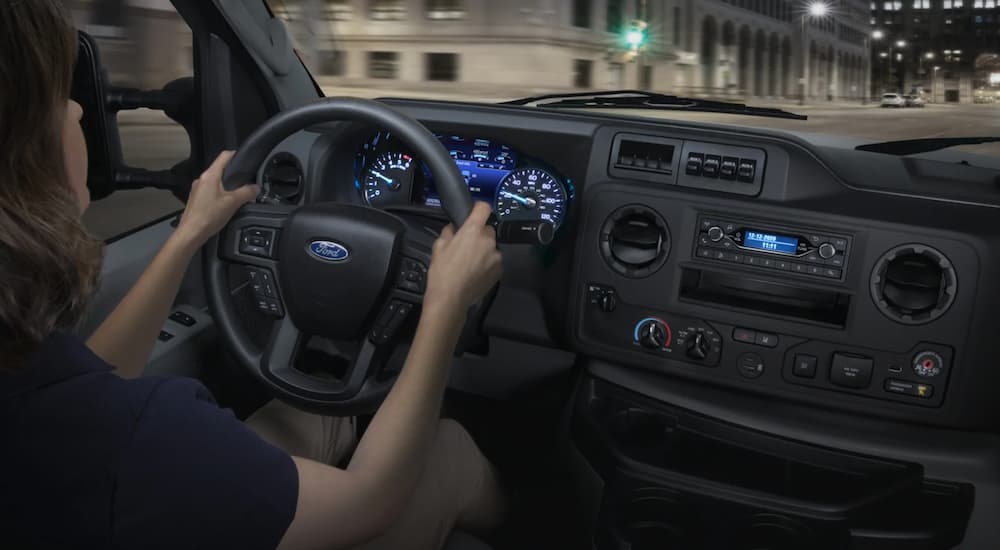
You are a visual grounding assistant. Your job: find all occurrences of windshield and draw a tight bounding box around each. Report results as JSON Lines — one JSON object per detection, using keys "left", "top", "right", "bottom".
{"left": 269, "top": 0, "right": 1000, "bottom": 155}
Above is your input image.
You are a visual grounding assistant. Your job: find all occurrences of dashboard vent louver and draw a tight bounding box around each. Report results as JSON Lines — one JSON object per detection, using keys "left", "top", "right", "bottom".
{"left": 600, "top": 205, "right": 670, "bottom": 278}
{"left": 261, "top": 152, "right": 303, "bottom": 204}
{"left": 614, "top": 138, "right": 675, "bottom": 174}
{"left": 870, "top": 244, "right": 957, "bottom": 325}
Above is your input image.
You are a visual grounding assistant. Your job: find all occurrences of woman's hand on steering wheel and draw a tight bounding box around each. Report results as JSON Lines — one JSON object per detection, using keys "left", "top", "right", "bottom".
{"left": 176, "top": 151, "right": 260, "bottom": 247}
{"left": 424, "top": 202, "right": 503, "bottom": 314}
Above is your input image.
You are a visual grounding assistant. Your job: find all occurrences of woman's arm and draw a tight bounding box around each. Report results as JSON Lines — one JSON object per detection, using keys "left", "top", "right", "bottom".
{"left": 87, "top": 152, "right": 258, "bottom": 378}
{"left": 277, "top": 202, "right": 503, "bottom": 550}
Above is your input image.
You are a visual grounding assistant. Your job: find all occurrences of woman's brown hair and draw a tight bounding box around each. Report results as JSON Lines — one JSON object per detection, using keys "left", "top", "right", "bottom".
{"left": 0, "top": 0, "right": 104, "bottom": 367}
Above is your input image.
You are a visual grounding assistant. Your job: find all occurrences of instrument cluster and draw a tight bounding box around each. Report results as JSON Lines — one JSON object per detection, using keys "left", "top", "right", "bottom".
{"left": 354, "top": 132, "right": 572, "bottom": 230}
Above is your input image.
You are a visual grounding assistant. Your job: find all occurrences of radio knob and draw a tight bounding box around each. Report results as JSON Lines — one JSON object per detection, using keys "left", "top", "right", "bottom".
{"left": 819, "top": 243, "right": 837, "bottom": 259}
{"left": 708, "top": 226, "right": 725, "bottom": 242}
{"left": 685, "top": 333, "right": 710, "bottom": 360}
{"left": 638, "top": 320, "right": 668, "bottom": 349}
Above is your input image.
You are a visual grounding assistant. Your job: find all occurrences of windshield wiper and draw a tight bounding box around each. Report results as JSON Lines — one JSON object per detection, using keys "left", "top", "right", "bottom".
{"left": 500, "top": 90, "right": 808, "bottom": 120}
{"left": 856, "top": 137, "right": 1000, "bottom": 156}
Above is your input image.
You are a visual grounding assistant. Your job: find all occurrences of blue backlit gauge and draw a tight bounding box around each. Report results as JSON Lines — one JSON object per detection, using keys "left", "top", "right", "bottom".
{"left": 364, "top": 152, "right": 414, "bottom": 206}
{"left": 495, "top": 168, "right": 567, "bottom": 230}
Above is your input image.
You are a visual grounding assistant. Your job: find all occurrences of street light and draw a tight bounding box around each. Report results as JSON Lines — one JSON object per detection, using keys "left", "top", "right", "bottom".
{"left": 872, "top": 30, "right": 885, "bottom": 40}
{"left": 799, "top": 2, "right": 831, "bottom": 105}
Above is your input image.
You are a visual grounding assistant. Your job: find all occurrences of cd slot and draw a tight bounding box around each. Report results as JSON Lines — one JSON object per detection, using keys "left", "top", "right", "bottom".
{"left": 679, "top": 268, "right": 850, "bottom": 327}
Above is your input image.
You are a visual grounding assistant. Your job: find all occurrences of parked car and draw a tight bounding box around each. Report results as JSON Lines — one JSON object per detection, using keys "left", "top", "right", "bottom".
{"left": 881, "top": 93, "right": 906, "bottom": 108}
{"left": 904, "top": 94, "right": 927, "bottom": 108}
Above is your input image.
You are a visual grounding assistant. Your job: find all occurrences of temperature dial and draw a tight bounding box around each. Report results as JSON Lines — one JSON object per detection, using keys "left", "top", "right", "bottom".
{"left": 634, "top": 318, "right": 671, "bottom": 350}
{"left": 913, "top": 351, "right": 944, "bottom": 378}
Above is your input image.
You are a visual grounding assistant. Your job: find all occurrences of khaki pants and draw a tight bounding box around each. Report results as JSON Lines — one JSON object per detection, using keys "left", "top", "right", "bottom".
{"left": 246, "top": 399, "right": 504, "bottom": 550}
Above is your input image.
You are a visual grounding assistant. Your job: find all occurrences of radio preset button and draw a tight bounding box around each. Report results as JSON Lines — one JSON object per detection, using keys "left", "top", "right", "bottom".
{"left": 822, "top": 268, "right": 842, "bottom": 279}
{"left": 776, "top": 260, "right": 792, "bottom": 271}
{"left": 696, "top": 247, "right": 713, "bottom": 259}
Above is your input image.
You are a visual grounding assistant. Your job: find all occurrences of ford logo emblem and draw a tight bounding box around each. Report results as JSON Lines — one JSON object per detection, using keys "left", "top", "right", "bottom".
{"left": 307, "top": 240, "right": 350, "bottom": 262}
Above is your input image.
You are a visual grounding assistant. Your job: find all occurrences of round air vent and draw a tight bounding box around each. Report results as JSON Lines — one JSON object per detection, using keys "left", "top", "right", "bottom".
{"left": 261, "top": 152, "right": 303, "bottom": 204}
{"left": 600, "top": 205, "right": 670, "bottom": 278}
{"left": 870, "top": 244, "right": 957, "bottom": 325}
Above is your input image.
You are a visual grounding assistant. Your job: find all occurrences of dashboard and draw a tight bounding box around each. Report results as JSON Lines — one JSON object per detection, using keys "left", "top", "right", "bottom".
{"left": 353, "top": 132, "right": 573, "bottom": 230}
{"left": 258, "top": 98, "right": 1000, "bottom": 547}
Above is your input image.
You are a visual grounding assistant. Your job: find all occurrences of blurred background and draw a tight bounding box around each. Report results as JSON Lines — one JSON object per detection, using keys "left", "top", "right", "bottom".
{"left": 62, "top": 0, "right": 1000, "bottom": 239}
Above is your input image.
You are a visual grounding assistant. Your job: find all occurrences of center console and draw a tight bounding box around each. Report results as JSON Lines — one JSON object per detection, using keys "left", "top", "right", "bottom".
{"left": 572, "top": 180, "right": 977, "bottom": 422}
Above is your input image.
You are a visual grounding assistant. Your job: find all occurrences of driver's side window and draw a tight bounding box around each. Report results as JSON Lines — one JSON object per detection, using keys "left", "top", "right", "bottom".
{"left": 66, "top": 1, "right": 193, "bottom": 241}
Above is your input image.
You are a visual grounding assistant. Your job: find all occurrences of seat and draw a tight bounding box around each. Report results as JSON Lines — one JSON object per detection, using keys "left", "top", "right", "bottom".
{"left": 443, "top": 531, "right": 493, "bottom": 550}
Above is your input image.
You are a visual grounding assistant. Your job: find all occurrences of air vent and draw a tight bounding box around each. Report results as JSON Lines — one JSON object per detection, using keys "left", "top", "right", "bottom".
{"left": 600, "top": 205, "right": 670, "bottom": 278}
{"left": 870, "top": 244, "right": 957, "bottom": 325}
{"left": 262, "top": 152, "right": 303, "bottom": 204}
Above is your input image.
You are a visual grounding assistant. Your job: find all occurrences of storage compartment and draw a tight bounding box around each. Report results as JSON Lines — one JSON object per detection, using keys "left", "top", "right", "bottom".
{"left": 679, "top": 267, "right": 851, "bottom": 327}
{"left": 576, "top": 379, "right": 973, "bottom": 550}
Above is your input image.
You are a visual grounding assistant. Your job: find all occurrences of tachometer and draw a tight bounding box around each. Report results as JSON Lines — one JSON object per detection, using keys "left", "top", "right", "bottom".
{"left": 363, "top": 152, "right": 414, "bottom": 206}
{"left": 495, "top": 168, "right": 567, "bottom": 229}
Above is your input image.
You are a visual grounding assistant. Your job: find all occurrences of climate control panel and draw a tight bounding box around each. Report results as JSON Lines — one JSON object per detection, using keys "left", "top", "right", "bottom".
{"left": 581, "top": 282, "right": 954, "bottom": 408}
{"left": 586, "top": 284, "right": 722, "bottom": 368}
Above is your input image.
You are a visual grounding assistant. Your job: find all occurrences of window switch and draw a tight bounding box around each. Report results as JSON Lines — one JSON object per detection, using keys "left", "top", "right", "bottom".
{"left": 158, "top": 330, "right": 175, "bottom": 342}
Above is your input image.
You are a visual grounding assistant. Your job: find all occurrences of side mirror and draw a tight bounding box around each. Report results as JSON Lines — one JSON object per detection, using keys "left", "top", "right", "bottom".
{"left": 71, "top": 31, "right": 124, "bottom": 201}
{"left": 70, "top": 31, "right": 198, "bottom": 201}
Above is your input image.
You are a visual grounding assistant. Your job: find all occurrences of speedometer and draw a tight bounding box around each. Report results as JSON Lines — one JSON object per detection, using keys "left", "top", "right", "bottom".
{"left": 495, "top": 168, "right": 567, "bottom": 229}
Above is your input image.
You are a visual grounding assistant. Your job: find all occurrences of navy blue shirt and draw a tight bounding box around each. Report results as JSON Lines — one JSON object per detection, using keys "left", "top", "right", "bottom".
{"left": 0, "top": 334, "right": 299, "bottom": 549}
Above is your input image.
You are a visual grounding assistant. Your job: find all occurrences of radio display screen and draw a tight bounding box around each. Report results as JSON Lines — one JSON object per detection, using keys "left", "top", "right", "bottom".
{"left": 743, "top": 230, "right": 800, "bottom": 255}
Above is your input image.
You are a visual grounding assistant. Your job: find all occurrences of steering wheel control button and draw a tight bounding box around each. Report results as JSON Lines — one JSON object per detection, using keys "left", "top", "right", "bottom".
{"left": 913, "top": 351, "right": 945, "bottom": 378}
{"left": 793, "top": 355, "right": 818, "bottom": 378}
{"left": 685, "top": 153, "right": 704, "bottom": 176}
{"left": 248, "top": 268, "right": 283, "bottom": 316}
{"left": 830, "top": 353, "right": 874, "bottom": 389}
{"left": 370, "top": 300, "right": 416, "bottom": 344}
{"left": 240, "top": 227, "right": 277, "bottom": 258}
{"left": 885, "top": 379, "right": 934, "bottom": 399}
{"left": 733, "top": 328, "right": 757, "bottom": 344}
{"left": 169, "top": 311, "right": 197, "bottom": 327}
{"left": 738, "top": 353, "right": 765, "bottom": 379}
{"left": 755, "top": 332, "right": 779, "bottom": 348}
{"left": 397, "top": 258, "right": 428, "bottom": 294}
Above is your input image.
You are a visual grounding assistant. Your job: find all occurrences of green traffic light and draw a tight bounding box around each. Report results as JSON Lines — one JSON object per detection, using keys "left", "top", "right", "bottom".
{"left": 626, "top": 29, "right": 645, "bottom": 47}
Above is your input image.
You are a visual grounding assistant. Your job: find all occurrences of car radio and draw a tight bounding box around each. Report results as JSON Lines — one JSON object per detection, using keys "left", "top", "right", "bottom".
{"left": 694, "top": 215, "right": 852, "bottom": 281}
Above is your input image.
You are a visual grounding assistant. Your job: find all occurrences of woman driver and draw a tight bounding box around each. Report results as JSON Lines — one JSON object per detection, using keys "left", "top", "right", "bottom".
{"left": 0, "top": 1, "right": 505, "bottom": 548}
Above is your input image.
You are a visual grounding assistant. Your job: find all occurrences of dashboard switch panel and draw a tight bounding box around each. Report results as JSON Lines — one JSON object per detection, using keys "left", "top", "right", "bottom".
{"left": 677, "top": 141, "right": 766, "bottom": 196}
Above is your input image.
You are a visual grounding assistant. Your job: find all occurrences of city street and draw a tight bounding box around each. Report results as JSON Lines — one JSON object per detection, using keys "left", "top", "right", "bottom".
{"left": 84, "top": 100, "right": 1000, "bottom": 240}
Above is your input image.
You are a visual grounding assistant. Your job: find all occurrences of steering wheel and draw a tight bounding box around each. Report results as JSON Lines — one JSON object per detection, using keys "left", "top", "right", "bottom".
{"left": 204, "top": 98, "right": 474, "bottom": 415}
